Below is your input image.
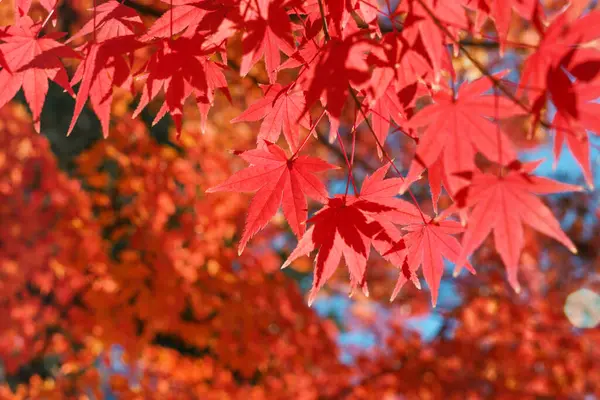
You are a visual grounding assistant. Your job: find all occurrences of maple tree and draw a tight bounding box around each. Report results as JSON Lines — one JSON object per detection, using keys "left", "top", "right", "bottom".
{"left": 0, "top": 0, "right": 599, "bottom": 398}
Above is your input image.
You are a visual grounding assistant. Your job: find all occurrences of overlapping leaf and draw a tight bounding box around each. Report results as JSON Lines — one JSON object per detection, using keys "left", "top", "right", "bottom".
{"left": 238, "top": 0, "right": 297, "bottom": 82}
{"left": 67, "top": 1, "right": 144, "bottom": 44}
{"left": 282, "top": 195, "right": 392, "bottom": 305}
{"left": 133, "top": 35, "right": 229, "bottom": 135}
{"left": 468, "top": 0, "right": 538, "bottom": 49}
{"left": 398, "top": 0, "right": 469, "bottom": 80}
{"left": 301, "top": 34, "right": 372, "bottom": 120}
{"left": 142, "top": 0, "right": 234, "bottom": 44}
{"left": 548, "top": 65, "right": 600, "bottom": 188}
{"left": 231, "top": 83, "right": 310, "bottom": 151}
{"left": 68, "top": 36, "right": 141, "bottom": 137}
{"left": 517, "top": 7, "right": 600, "bottom": 108}
{"left": 283, "top": 163, "right": 423, "bottom": 305}
{"left": 0, "top": 17, "right": 77, "bottom": 132}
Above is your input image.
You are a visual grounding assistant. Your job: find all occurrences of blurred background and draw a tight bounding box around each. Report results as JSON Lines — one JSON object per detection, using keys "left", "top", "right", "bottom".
{"left": 0, "top": 0, "right": 599, "bottom": 399}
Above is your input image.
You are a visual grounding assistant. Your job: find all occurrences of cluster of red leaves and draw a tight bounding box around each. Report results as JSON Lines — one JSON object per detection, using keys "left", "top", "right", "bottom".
{"left": 0, "top": 105, "right": 597, "bottom": 399}
{"left": 1, "top": 0, "right": 599, "bottom": 306}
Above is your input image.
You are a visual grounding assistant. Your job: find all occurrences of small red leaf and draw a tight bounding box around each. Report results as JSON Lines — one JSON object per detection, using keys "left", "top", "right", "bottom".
{"left": 207, "top": 141, "right": 336, "bottom": 254}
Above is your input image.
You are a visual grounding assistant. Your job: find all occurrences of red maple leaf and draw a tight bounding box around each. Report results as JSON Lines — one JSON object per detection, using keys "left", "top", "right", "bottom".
{"left": 548, "top": 65, "right": 600, "bottom": 188}
{"left": 66, "top": 1, "right": 144, "bottom": 44}
{"left": 282, "top": 162, "right": 420, "bottom": 305}
{"left": 207, "top": 141, "right": 337, "bottom": 255}
{"left": 468, "top": 0, "right": 538, "bottom": 49}
{"left": 517, "top": 8, "right": 600, "bottom": 105}
{"left": 133, "top": 35, "right": 229, "bottom": 135}
{"left": 231, "top": 83, "right": 310, "bottom": 152}
{"left": 354, "top": 34, "right": 430, "bottom": 157}
{"left": 14, "top": 0, "right": 32, "bottom": 20}
{"left": 238, "top": 0, "right": 297, "bottom": 83}
{"left": 454, "top": 161, "right": 582, "bottom": 292}
{"left": 282, "top": 196, "right": 393, "bottom": 305}
{"left": 402, "top": 73, "right": 523, "bottom": 195}
{"left": 12, "top": 0, "right": 57, "bottom": 17}
{"left": 68, "top": 36, "right": 141, "bottom": 137}
{"left": 0, "top": 17, "right": 78, "bottom": 132}
{"left": 64, "top": 0, "right": 144, "bottom": 137}
{"left": 302, "top": 34, "right": 372, "bottom": 120}
{"left": 366, "top": 33, "right": 432, "bottom": 102}
{"left": 386, "top": 215, "right": 475, "bottom": 307}
{"left": 142, "top": 0, "right": 234, "bottom": 43}
{"left": 278, "top": 25, "right": 322, "bottom": 72}
{"left": 357, "top": 163, "right": 423, "bottom": 267}
{"left": 398, "top": 0, "right": 469, "bottom": 80}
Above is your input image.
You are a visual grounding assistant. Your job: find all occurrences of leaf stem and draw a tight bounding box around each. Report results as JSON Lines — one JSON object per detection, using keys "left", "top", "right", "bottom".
{"left": 93, "top": 0, "right": 97, "bottom": 43}
{"left": 495, "top": 86, "right": 503, "bottom": 167}
{"left": 292, "top": 109, "right": 326, "bottom": 158}
{"left": 316, "top": 0, "right": 331, "bottom": 41}
{"left": 344, "top": 110, "right": 359, "bottom": 198}
{"left": 37, "top": 9, "right": 55, "bottom": 37}
{"left": 336, "top": 129, "right": 359, "bottom": 197}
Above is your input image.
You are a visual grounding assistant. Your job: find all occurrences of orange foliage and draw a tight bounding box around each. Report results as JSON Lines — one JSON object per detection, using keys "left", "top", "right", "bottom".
{"left": 0, "top": 104, "right": 349, "bottom": 398}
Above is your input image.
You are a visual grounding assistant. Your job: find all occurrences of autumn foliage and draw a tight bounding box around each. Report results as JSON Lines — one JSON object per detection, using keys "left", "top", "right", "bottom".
{"left": 0, "top": 0, "right": 599, "bottom": 398}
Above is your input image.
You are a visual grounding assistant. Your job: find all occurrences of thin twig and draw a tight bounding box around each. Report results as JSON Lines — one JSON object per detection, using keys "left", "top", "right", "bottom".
{"left": 349, "top": 88, "right": 428, "bottom": 223}
{"left": 316, "top": 0, "right": 331, "bottom": 41}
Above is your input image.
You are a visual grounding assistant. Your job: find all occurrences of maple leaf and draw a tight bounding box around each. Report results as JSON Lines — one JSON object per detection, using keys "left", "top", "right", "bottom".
{"left": 142, "top": 0, "right": 234, "bottom": 44}
{"left": 399, "top": 0, "right": 469, "bottom": 80}
{"left": 282, "top": 196, "right": 393, "bottom": 305}
{"left": 238, "top": 0, "right": 297, "bottom": 83}
{"left": 11, "top": 0, "right": 57, "bottom": 18}
{"left": 68, "top": 36, "right": 141, "bottom": 137}
{"left": 468, "top": 0, "right": 538, "bottom": 49}
{"left": 386, "top": 215, "right": 475, "bottom": 307}
{"left": 366, "top": 33, "right": 432, "bottom": 102}
{"left": 133, "top": 35, "right": 229, "bottom": 135}
{"left": 358, "top": 162, "right": 423, "bottom": 225}
{"left": 401, "top": 73, "right": 523, "bottom": 196}
{"left": 336, "top": 164, "right": 476, "bottom": 307}
{"left": 66, "top": 1, "right": 144, "bottom": 44}
{"left": 454, "top": 161, "right": 582, "bottom": 292}
{"left": 0, "top": 17, "right": 78, "bottom": 132}
{"left": 206, "top": 141, "right": 336, "bottom": 255}
{"left": 350, "top": 0, "right": 381, "bottom": 30}
{"left": 354, "top": 34, "right": 431, "bottom": 156}
{"left": 548, "top": 65, "right": 600, "bottom": 188}
{"left": 517, "top": 8, "right": 600, "bottom": 104}
{"left": 231, "top": 83, "right": 310, "bottom": 152}
{"left": 282, "top": 163, "right": 420, "bottom": 305}
{"left": 302, "top": 34, "right": 372, "bottom": 120}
